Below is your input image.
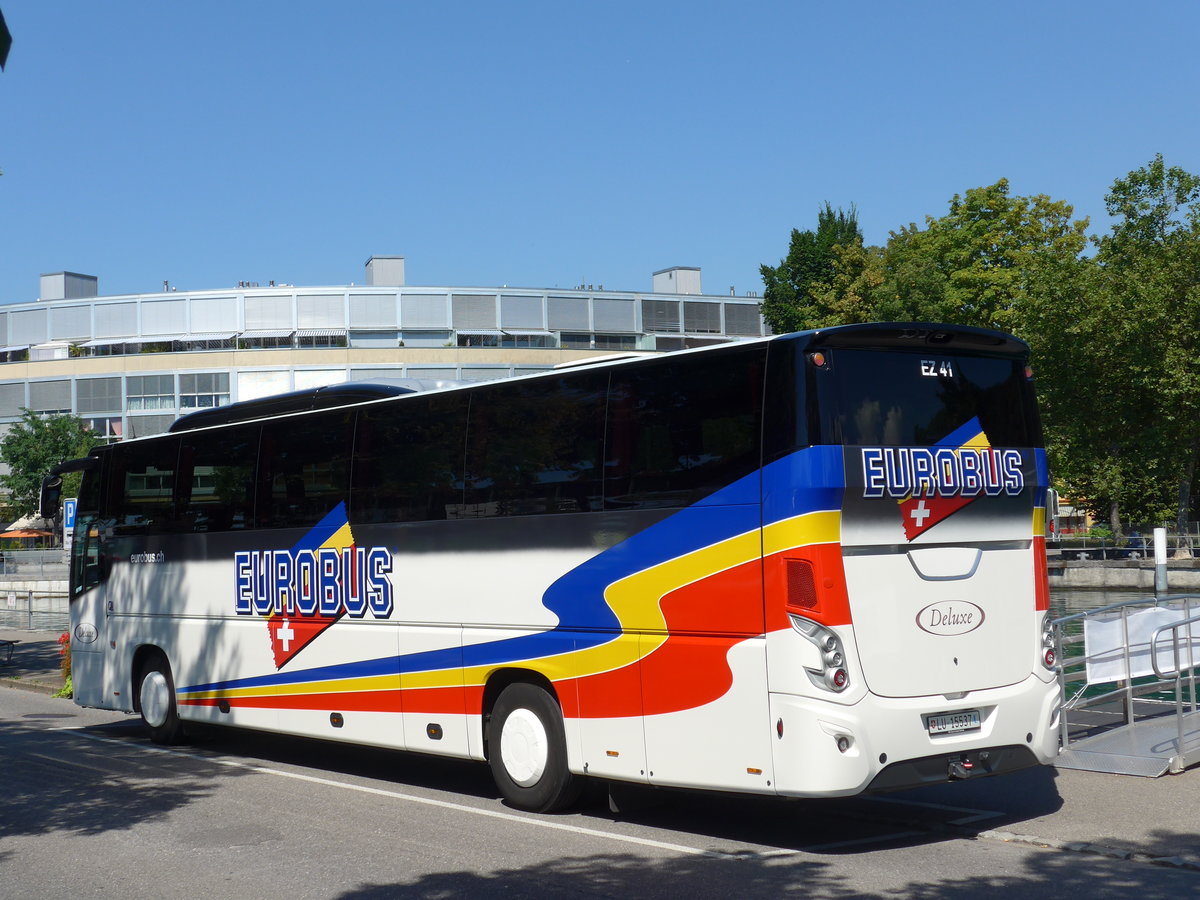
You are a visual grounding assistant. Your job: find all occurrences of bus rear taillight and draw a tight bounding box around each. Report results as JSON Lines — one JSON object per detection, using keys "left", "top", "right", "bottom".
{"left": 1040, "top": 612, "right": 1056, "bottom": 670}
{"left": 789, "top": 614, "right": 850, "bottom": 693}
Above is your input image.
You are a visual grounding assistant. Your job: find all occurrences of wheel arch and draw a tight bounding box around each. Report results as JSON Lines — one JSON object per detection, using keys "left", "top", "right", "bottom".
{"left": 129, "top": 643, "right": 168, "bottom": 714}
{"left": 481, "top": 667, "right": 561, "bottom": 759}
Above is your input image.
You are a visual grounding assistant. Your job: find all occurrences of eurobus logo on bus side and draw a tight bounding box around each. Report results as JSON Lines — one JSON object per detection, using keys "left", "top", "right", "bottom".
{"left": 232, "top": 502, "right": 394, "bottom": 668}
{"left": 233, "top": 545, "right": 394, "bottom": 619}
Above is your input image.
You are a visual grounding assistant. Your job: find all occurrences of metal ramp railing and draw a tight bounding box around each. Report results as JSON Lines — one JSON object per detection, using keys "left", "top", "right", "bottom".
{"left": 1052, "top": 594, "right": 1200, "bottom": 777}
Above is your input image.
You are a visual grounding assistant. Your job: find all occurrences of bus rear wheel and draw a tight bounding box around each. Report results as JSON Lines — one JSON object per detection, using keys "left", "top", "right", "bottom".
{"left": 488, "top": 683, "right": 581, "bottom": 812}
{"left": 138, "top": 653, "right": 184, "bottom": 745}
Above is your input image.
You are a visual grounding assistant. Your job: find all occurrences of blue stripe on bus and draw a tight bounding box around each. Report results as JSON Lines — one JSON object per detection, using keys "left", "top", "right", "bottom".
{"left": 294, "top": 502, "right": 350, "bottom": 553}
{"left": 760, "top": 445, "right": 845, "bottom": 527}
{"left": 936, "top": 417, "right": 985, "bottom": 447}
{"left": 1034, "top": 448, "right": 1049, "bottom": 506}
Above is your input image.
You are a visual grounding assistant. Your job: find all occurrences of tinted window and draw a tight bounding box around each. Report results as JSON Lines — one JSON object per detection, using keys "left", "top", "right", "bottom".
{"left": 70, "top": 454, "right": 108, "bottom": 595}
{"left": 106, "top": 437, "right": 180, "bottom": 533}
{"left": 351, "top": 393, "right": 469, "bottom": 523}
{"left": 76, "top": 451, "right": 105, "bottom": 516}
{"left": 762, "top": 340, "right": 808, "bottom": 463}
{"left": 463, "top": 372, "right": 607, "bottom": 517}
{"left": 826, "top": 349, "right": 1040, "bottom": 447}
{"left": 259, "top": 410, "right": 354, "bottom": 528}
{"left": 605, "top": 345, "right": 765, "bottom": 509}
{"left": 177, "top": 424, "right": 260, "bottom": 532}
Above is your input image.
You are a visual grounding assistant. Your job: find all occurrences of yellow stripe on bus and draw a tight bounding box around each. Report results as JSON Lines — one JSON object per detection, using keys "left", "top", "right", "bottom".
{"left": 762, "top": 510, "right": 840, "bottom": 556}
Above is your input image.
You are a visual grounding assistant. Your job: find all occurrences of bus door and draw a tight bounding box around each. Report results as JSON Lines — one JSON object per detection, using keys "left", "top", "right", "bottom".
{"left": 67, "top": 508, "right": 115, "bottom": 709}
{"left": 42, "top": 452, "right": 115, "bottom": 710}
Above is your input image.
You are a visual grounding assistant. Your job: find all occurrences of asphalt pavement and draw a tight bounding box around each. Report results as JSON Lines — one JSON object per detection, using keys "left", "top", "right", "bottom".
{"left": 1, "top": 627, "right": 67, "bottom": 694}
{"left": 3, "top": 626, "right": 1198, "bottom": 871}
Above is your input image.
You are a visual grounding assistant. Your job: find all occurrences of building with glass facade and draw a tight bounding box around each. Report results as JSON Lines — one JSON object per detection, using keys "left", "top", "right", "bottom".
{"left": 0, "top": 257, "right": 766, "bottom": 447}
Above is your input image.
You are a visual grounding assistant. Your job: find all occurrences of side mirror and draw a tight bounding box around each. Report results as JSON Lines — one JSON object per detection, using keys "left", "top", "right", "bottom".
{"left": 40, "top": 455, "right": 100, "bottom": 521}
{"left": 40, "top": 475, "right": 64, "bottom": 520}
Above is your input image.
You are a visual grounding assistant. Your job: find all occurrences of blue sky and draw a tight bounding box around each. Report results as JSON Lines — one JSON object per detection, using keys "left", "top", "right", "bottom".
{"left": 2, "top": 1, "right": 1198, "bottom": 304}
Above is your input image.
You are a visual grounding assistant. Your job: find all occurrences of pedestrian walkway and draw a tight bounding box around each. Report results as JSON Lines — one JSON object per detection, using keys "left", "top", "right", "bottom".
{"left": 0, "top": 628, "right": 67, "bottom": 695}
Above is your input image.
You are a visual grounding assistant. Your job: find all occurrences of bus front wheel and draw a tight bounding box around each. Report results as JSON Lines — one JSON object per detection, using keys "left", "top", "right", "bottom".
{"left": 488, "top": 683, "right": 581, "bottom": 812}
{"left": 138, "top": 653, "right": 184, "bottom": 745}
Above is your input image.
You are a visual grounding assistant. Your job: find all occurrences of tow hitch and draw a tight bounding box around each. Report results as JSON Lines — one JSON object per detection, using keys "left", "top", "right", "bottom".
{"left": 948, "top": 751, "right": 990, "bottom": 780}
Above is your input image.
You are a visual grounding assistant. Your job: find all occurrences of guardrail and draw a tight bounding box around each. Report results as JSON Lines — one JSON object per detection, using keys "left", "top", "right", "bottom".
{"left": 0, "top": 548, "right": 69, "bottom": 581}
{"left": 1052, "top": 594, "right": 1200, "bottom": 774}
{"left": 0, "top": 589, "right": 69, "bottom": 633}
{"left": 1051, "top": 531, "right": 1197, "bottom": 561}
{"left": 1149, "top": 612, "right": 1200, "bottom": 773}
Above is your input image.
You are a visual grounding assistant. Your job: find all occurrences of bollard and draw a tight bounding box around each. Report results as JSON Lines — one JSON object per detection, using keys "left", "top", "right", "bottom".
{"left": 1154, "top": 526, "right": 1168, "bottom": 594}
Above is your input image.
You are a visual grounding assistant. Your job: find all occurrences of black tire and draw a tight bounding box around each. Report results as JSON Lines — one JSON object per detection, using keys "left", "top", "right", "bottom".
{"left": 488, "top": 683, "right": 582, "bottom": 813}
{"left": 137, "top": 652, "right": 184, "bottom": 745}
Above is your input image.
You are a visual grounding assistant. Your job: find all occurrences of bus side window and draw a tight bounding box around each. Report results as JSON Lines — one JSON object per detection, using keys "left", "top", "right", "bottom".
{"left": 259, "top": 410, "right": 354, "bottom": 529}
{"left": 351, "top": 393, "right": 470, "bottom": 524}
{"left": 605, "top": 345, "right": 765, "bottom": 509}
{"left": 463, "top": 372, "right": 607, "bottom": 518}
{"left": 177, "top": 424, "right": 261, "bottom": 532}
{"left": 106, "top": 437, "right": 181, "bottom": 534}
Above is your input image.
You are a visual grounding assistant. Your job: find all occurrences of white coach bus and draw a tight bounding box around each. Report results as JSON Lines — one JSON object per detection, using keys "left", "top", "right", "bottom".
{"left": 43, "top": 323, "right": 1059, "bottom": 812}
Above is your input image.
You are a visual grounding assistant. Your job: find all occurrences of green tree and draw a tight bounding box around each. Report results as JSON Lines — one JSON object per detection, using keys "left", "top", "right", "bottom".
{"left": 1091, "top": 154, "right": 1200, "bottom": 539}
{"left": 814, "top": 180, "right": 1089, "bottom": 332}
{"left": 0, "top": 410, "right": 99, "bottom": 518}
{"left": 1021, "top": 254, "right": 1176, "bottom": 533}
{"left": 759, "top": 203, "right": 861, "bottom": 333}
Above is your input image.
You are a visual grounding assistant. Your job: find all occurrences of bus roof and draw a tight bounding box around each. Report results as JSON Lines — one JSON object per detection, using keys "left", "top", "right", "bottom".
{"left": 800, "top": 322, "right": 1029, "bottom": 356}
{"left": 167, "top": 381, "right": 426, "bottom": 432}
{"left": 159, "top": 323, "right": 1026, "bottom": 436}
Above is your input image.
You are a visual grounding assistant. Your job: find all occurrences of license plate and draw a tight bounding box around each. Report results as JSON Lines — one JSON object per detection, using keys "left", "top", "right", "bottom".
{"left": 926, "top": 710, "right": 981, "bottom": 735}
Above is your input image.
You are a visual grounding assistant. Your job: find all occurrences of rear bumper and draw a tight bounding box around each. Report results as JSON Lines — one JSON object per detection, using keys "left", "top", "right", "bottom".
{"left": 865, "top": 743, "right": 1039, "bottom": 792}
{"left": 769, "top": 672, "right": 1059, "bottom": 797}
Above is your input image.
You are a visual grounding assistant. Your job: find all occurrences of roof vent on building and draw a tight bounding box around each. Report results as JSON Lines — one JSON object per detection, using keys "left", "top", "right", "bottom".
{"left": 652, "top": 266, "right": 701, "bottom": 295}
{"left": 39, "top": 272, "right": 98, "bottom": 302}
{"left": 366, "top": 256, "right": 406, "bottom": 287}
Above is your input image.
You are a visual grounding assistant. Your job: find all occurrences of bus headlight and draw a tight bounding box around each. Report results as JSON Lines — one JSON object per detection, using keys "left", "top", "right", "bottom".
{"left": 789, "top": 614, "right": 850, "bottom": 693}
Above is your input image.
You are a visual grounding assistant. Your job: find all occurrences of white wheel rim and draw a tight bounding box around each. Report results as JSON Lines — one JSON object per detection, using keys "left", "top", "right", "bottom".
{"left": 141, "top": 671, "right": 170, "bottom": 728}
{"left": 500, "top": 708, "right": 548, "bottom": 787}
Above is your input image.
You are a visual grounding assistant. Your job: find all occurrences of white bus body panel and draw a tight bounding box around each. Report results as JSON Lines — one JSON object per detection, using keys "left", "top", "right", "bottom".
{"left": 844, "top": 547, "right": 1036, "bottom": 697}
{"left": 643, "top": 637, "right": 772, "bottom": 792}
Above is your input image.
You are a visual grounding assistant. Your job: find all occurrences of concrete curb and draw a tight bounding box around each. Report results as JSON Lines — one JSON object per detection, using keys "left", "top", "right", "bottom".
{"left": 1, "top": 675, "right": 65, "bottom": 696}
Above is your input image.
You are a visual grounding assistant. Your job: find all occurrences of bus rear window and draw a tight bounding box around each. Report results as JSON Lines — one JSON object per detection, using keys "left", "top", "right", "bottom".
{"left": 823, "top": 349, "right": 1040, "bottom": 448}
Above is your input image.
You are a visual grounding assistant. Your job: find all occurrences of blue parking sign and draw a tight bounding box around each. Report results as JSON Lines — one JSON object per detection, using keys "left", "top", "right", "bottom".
{"left": 64, "top": 498, "right": 77, "bottom": 529}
